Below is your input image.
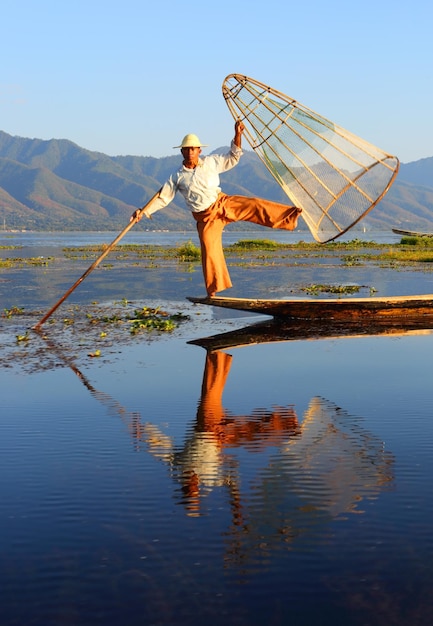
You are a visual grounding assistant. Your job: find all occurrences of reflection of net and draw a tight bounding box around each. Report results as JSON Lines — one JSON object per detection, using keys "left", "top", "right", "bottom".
{"left": 222, "top": 74, "right": 399, "bottom": 243}
{"left": 290, "top": 396, "right": 394, "bottom": 511}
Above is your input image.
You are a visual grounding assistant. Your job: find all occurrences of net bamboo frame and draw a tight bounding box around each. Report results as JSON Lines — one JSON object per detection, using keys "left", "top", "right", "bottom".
{"left": 222, "top": 74, "right": 399, "bottom": 243}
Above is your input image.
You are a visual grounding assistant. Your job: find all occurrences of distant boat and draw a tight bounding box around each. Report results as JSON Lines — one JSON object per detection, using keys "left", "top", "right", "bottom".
{"left": 392, "top": 228, "right": 433, "bottom": 237}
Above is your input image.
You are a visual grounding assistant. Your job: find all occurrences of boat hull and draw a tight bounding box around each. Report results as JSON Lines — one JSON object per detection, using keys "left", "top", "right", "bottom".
{"left": 187, "top": 295, "right": 433, "bottom": 321}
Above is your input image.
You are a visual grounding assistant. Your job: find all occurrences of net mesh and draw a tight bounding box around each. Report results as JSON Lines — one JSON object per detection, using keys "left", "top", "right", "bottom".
{"left": 222, "top": 74, "right": 399, "bottom": 243}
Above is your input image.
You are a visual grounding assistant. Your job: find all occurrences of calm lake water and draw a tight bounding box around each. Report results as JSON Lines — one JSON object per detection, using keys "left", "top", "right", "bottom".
{"left": 1, "top": 230, "right": 433, "bottom": 626}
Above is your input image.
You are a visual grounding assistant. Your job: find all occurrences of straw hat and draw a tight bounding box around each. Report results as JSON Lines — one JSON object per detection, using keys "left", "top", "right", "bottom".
{"left": 173, "top": 133, "right": 208, "bottom": 149}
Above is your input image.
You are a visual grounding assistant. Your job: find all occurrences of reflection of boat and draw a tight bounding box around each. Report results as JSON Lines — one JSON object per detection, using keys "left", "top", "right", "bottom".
{"left": 189, "top": 317, "right": 433, "bottom": 351}
{"left": 187, "top": 294, "right": 433, "bottom": 321}
{"left": 392, "top": 228, "right": 433, "bottom": 237}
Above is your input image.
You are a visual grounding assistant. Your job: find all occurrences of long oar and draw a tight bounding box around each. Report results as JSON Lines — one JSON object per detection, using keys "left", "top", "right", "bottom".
{"left": 33, "top": 188, "right": 162, "bottom": 331}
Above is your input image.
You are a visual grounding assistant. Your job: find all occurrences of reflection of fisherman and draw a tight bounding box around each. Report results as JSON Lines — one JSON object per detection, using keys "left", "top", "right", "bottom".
{"left": 49, "top": 328, "right": 395, "bottom": 561}
{"left": 142, "top": 350, "right": 300, "bottom": 516}
{"left": 140, "top": 350, "right": 394, "bottom": 524}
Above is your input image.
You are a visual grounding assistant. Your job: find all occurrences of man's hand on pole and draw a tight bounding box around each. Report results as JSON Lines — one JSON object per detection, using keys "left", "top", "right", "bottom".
{"left": 130, "top": 207, "right": 152, "bottom": 222}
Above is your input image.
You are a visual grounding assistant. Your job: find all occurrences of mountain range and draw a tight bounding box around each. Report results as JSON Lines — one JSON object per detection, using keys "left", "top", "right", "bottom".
{"left": 1, "top": 129, "right": 433, "bottom": 232}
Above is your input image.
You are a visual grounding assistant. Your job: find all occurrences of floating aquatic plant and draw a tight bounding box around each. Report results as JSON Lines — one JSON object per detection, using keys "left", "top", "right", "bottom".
{"left": 3, "top": 306, "right": 25, "bottom": 318}
{"left": 16, "top": 331, "right": 30, "bottom": 343}
{"left": 302, "top": 284, "right": 362, "bottom": 296}
{"left": 129, "top": 307, "right": 189, "bottom": 335}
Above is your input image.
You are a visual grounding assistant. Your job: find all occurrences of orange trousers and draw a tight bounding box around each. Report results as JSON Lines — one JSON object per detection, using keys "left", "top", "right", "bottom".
{"left": 193, "top": 193, "right": 302, "bottom": 295}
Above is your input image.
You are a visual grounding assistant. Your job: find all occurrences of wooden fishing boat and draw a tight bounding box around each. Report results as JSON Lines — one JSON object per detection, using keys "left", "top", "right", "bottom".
{"left": 392, "top": 228, "right": 433, "bottom": 237}
{"left": 187, "top": 294, "right": 433, "bottom": 321}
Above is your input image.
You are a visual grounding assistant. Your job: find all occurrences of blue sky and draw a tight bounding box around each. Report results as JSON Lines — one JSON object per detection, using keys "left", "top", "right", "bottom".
{"left": 1, "top": 0, "right": 432, "bottom": 164}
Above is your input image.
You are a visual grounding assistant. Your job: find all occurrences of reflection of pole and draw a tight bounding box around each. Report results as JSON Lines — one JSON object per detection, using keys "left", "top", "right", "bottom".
{"left": 33, "top": 329, "right": 146, "bottom": 439}
{"left": 34, "top": 329, "right": 96, "bottom": 391}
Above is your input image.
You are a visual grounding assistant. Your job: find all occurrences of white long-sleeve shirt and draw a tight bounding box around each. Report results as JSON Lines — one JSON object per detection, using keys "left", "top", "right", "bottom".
{"left": 145, "top": 141, "right": 243, "bottom": 216}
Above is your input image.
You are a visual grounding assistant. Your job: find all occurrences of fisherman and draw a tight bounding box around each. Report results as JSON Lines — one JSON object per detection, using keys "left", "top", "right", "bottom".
{"left": 131, "top": 121, "right": 302, "bottom": 297}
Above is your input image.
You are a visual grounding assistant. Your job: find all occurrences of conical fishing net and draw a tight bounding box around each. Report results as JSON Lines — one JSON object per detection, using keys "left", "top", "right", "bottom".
{"left": 222, "top": 74, "right": 399, "bottom": 243}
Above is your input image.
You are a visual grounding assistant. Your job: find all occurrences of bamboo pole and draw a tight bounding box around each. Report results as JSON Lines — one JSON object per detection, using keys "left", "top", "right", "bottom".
{"left": 33, "top": 188, "right": 162, "bottom": 330}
